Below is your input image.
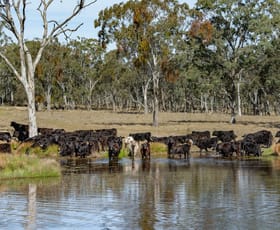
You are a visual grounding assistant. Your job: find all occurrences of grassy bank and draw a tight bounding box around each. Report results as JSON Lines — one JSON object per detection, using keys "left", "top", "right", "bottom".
{"left": 0, "top": 140, "right": 61, "bottom": 179}
{"left": 0, "top": 154, "right": 61, "bottom": 179}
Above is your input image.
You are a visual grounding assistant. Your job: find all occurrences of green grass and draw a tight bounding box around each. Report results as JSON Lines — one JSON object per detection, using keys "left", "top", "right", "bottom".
{"left": 103, "top": 148, "right": 128, "bottom": 159}
{"left": 150, "top": 142, "right": 167, "bottom": 153}
{"left": 0, "top": 154, "right": 61, "bottom": 179}
{"left": 118, "top": 148, "right": 128, "bottom": 159}
{"left": 25, "top": 145, "right": 60, "bottom": 158}
{"left": 262, "top": 147, "right": 274, "bottom": 157}
{"left": 13, "top": 141, "right": 59, "bottom": 158}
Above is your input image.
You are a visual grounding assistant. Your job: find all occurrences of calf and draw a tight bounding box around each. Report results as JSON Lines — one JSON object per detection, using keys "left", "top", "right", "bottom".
{"left": 169, "top": 140, "right": 193, "bottom": 159}
{"left": 140, "top": 141, "right": 151, "bottom": 160}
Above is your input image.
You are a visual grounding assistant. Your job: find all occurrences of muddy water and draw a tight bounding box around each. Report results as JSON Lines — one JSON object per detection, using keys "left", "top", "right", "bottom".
{"left": 1, "top": 157, "right": 280, "bottom": 230}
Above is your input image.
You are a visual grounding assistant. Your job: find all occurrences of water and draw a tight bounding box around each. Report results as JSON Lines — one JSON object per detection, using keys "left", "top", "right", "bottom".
{"left": 1, "top": 157, "right": 280, "bottom": 230}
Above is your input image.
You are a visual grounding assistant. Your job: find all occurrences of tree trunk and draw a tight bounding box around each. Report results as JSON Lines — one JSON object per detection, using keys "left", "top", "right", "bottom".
{"left": 63, "top": 94, "right": 68, "bottom": 109}
{"left": 152, "top": 72, "right": 159, "bottom": 127}
{"left": 26, "top": 85, "right": 38, "bottom": 137}
{"left": 45, "top": 85, "right": 52, "bottom": 111}
{"left": 237, "top": 80, "right": 242, "bottom": 116}
{"left": 142, "top": 78, "right": 151, "bottom": 114}
{"left": 249, "top": 90, "right": 259, "bottom": 115}
{"left": 143, "top": 86, "right": 148, "bottom": 114}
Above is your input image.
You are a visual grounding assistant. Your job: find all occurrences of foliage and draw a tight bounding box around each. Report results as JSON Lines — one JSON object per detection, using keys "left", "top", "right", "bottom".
{"left": 192, "top": 0, "right": 280, "bottom": 115}
{"left": 0, "top": 0, "right": 279, "bottom": 117}
{"left": 95, "top": 0, "right": 190, "bottom": 125}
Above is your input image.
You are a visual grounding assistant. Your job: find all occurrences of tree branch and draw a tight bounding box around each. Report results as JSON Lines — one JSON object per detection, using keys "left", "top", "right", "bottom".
{"left": 34, "top": 0, "right": 97, "bottom": 68}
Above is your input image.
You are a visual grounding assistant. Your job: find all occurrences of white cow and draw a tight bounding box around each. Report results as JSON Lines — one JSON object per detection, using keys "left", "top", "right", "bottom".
{"left": 124, "top": 136, "right": 139, "bottom": 158}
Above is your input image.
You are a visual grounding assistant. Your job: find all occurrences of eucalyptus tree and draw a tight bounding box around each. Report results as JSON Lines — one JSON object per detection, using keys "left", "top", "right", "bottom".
{"left": 194, "top": 0, "right": 280, "bottom": 119}
{"left": 66, "top": 37, "right": 104, "bottom": 109}
{"left": 95, "top": 0, "right": 190, "bottom": 126}
{"left": 95, "top": 50, "right": 133, "bottom": 111}
{"left": 0, "top": 0, "right": 96, "bottom": 137}
{"left": 34, "top": 39, "right": 68, "bottom": 111}
{"left": 244, "top": 36, "right": 280, "bottom": 115}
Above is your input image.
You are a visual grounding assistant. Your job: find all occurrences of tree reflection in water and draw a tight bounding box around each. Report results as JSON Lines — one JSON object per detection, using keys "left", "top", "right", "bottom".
{"left": 1, "top": 158, "right": 280, "bottom": 229}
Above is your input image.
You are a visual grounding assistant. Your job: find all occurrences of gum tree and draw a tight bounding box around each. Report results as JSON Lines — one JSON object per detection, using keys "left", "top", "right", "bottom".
{"left": 194, "top": 0, "right": 280, "bottom": 119}
{"left": 95, "top": 0, "right": 190, "bottom": 126}
{"left": 0, "top": 0, "right": 96, "bottom": 137}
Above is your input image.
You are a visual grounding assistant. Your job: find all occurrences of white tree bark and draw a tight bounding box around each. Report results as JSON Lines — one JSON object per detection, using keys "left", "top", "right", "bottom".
{"left": 0, "top": 0, "right": 96, "bottom": 137}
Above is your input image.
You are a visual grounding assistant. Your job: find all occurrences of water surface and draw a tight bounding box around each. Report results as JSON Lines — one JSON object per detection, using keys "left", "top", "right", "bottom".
{"left": 1, "top": 157, "right": 280, "bottom": 230}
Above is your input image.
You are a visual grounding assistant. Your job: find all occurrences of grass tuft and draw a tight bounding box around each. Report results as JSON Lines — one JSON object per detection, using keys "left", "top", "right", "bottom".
{"left": 150, "top": 142, "right": 167, "bottom": 153}
{"left": 0, "top": 154, "right": 61, "bottom": 179}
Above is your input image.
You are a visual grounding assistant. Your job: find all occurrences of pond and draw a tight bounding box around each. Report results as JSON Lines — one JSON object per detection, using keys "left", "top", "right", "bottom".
{"left": 1, "top": 157, "right": 280, "bottom": 230}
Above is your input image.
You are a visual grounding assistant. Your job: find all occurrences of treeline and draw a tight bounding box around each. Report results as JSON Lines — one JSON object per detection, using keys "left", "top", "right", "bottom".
{"left": 0, "top": 0, "right": 279, "bottom": 116}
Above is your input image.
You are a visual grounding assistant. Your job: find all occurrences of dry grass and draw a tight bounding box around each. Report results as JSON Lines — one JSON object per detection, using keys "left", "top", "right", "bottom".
{"left": 1, "top": 106, "right": 280, "bottom": 140}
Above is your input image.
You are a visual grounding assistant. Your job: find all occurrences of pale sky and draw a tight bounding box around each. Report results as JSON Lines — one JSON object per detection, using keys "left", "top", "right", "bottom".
{"left": 23, "top": 0, "right": 196, "bottom": 41}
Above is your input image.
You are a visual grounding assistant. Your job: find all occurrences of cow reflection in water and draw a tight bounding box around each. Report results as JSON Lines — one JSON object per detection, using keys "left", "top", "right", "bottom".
{"left": 168, "top": 159, "right": 190, "bottom": 171}
{"left": 141, "top": 158, "right": 151, "bottom": 171}
{"left": 108, "top": 159, "right": 122, "bottom": 173}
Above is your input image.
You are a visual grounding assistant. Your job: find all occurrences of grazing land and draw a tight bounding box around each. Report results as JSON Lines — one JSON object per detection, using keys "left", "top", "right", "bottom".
{"left": 0, "top": 106, "right": 279, "bottom": 178}
{"left": 0, "top": 106, "right": 280, "bottom": 140}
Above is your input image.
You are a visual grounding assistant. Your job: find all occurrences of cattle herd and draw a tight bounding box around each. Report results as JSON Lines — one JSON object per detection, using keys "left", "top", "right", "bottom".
{"left": 0, "top": 121, "right": 280, "bottom": 162}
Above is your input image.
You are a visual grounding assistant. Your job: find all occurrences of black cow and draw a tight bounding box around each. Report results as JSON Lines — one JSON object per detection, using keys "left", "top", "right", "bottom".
{"left": 95, "top": 128, "right": 117, "bottom": 137}
{"left": 10, "top": 121, "right": 29, "bottom": 141}
{"left": 195, "top": 137, "right": 218, "bottom": 156}
{"left": 212, "top": 130, "right": 237, "bottom": 142}
{"left": 243, "top": 130, "right": 272, "bottom": 148}
{"left": 216, "top": 141, "right": 241, "bottom": 157}
{"left": 275, "top": 130, "right": 280, "bottom": 138}
{"left": 59, "top": 141, "right": 76, "bottom": 157}
{"left": 0, "top": 143, "right": 11, "bottom": 153}
{"left": 169, "top": 140, "right": 193, "bottom": 159}
{"left": 140, "top": 141, "right": 151, "bottom": 160}
{"left": 166, "top": 136, "right": 177, "bottom": 157}
{"left": 129, "top": 132, "right": 152, "bottom": 142}
{"left": 241, "top": 140, "right": 262, "bottom": 157}
{"left": 107, "top": 136, "right": 123, "bottom": 161}
{"left": 190, "top": 131, "right": 211, "bottom": 144}
{"left": 74, "top": 141, "right": 92, "bottom": 158}
{"left": 0, "top": 132, "right": 12, "bottom": 142}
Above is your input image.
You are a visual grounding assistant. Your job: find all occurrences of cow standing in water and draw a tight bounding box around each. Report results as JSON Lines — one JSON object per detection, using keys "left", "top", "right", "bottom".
{"left": 107, "top": 136, "right": 123, "bottom": 161}
{"left": 140, "top": 141, "right": 151, "bottom": 160}
{"left": 124, "top": 136, "right": 139, "bottom": 158}
{"left": 169, "top": 139, "right": 193, "bottom": 159}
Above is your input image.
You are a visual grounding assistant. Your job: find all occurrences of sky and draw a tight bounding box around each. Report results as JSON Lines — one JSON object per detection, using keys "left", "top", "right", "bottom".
{"left": 22, "top": 0, "right": 196, "bottom": 41}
